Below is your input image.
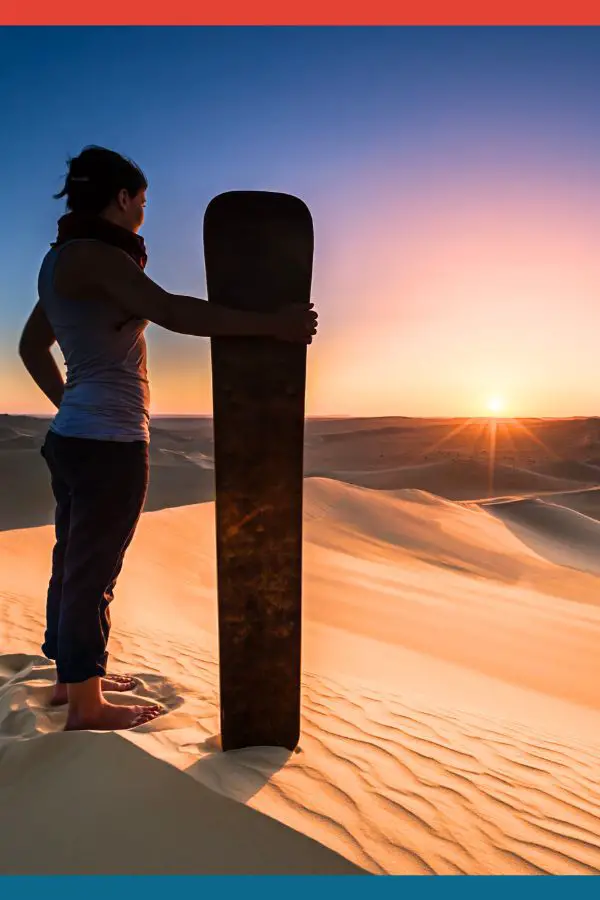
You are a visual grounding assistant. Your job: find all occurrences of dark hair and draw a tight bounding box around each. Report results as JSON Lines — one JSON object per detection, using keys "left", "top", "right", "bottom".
{"left": 54, "top": 145, "right": 148, "bottom": 215}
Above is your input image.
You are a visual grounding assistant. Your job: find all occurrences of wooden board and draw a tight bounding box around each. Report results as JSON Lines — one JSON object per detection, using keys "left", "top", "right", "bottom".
{"left": 205, "top": 190, "right": 314, "bottom": 751}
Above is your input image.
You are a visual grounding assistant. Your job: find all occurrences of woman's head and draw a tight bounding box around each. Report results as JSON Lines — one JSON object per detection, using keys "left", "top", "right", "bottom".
{"left": 54, "top": 146, "right": 148, "bottom": 233}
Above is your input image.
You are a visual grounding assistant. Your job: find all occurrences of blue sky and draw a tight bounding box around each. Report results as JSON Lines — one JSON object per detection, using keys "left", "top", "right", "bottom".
{"left": 2, "top": 27, "right": 600, "bottom": 415}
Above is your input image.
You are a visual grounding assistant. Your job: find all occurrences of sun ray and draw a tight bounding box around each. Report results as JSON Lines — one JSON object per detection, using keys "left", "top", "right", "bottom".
{"left": 422, "top": 418, "right": 484, "bottom": 458}
{"left": 488, "top": 417, "right": 497, "bottom": 496}
{"left": 504, "top": 418, "right": 560, "bottom": 460}
{"left": 497, "top": 420, "right": 518, "bottom": 458}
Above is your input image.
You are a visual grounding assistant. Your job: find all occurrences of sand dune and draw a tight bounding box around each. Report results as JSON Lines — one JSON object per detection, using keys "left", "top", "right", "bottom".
{"left": 1, "top": 415, "right": 600, "bottom": 874}
{"left": 0, "top": 449, "right": 55, "bottom": 531}
{"left": 484, "top": 496, "right": 600, "bottom": 576}
{"left": 532, "top": 460, "right": 600, "bottom": 483}
{"left": 509, "top": 487, "right": 600, "bottom": 523}
{"left": 309, "top": 460, "right": 587, "bottom": 500}
{"left": 0, "top": 434, "right": 40, "bottom": 451}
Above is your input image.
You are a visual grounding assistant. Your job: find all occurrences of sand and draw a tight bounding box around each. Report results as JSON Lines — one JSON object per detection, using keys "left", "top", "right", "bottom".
{"left": 1, "top": 414, "right": 600, "bottom": 874}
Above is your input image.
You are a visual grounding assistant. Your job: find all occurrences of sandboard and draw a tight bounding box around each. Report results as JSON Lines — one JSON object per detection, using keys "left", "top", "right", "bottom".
{"left": 204, "top": 191, "right": 314, "bottom": 751}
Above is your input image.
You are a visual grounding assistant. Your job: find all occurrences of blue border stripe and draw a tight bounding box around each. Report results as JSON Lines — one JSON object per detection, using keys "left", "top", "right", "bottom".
{"left": 0, "top": 875, "right": 598, "bottom": 896}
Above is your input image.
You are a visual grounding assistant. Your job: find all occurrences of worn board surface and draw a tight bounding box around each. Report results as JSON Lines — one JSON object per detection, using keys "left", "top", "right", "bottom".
{"left": 205, "top": 191, "right": 314, "bottom": 751}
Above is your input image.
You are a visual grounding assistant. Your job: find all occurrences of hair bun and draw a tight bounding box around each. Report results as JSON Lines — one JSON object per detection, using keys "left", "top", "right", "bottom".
{"left": 54, "top": 145, "right": 147, "bottom": 215}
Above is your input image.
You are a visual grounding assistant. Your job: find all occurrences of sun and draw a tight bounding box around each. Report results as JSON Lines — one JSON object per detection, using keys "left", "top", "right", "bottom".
{"left": 486, "top": 395, "right": 504, "bottom": 415}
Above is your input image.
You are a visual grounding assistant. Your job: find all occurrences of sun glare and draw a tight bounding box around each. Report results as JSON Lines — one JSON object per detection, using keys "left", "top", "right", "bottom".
{"left": 486, "top": 395, "right": 504, "bottom": 415}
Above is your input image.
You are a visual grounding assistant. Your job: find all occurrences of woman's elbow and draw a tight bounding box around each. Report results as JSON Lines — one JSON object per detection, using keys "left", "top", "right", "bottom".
{"left": 18, "top": 334, "right": 45, "bottom": 363}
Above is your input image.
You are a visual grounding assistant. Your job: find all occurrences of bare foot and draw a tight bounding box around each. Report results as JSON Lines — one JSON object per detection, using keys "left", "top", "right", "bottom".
{"left": 65, "top": 701, "right": 164, "bottom": 732}
{"left": 50, "top": 674, "right": 138, "bottom": 706}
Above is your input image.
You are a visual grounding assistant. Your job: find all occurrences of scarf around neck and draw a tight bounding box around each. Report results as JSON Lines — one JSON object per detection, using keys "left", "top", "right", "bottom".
{"left": 52, "top": 213, "right": 148, "bottom": 270}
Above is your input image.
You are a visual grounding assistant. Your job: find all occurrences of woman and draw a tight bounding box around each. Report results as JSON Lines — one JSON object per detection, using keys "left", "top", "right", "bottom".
{"left": 18, "top": 146, "right": 318, "bottom": 732}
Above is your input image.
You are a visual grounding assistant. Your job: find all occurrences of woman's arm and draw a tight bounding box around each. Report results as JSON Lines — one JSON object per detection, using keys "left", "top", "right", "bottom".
{"left": 18, "top": 302, "right": 65, "bottom": 409}
{"left": 55, "top": 241, "right": 317, "bottom": 343}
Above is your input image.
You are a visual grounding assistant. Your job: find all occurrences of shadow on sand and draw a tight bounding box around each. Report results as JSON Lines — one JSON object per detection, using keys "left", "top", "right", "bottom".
{"left": 184, "top": 733, "right": 296, "bottom": 803}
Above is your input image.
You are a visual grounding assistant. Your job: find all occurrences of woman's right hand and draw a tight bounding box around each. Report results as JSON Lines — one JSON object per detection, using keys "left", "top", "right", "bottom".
{"left": 270, "top": 302, "right": 318, "bottom": 344}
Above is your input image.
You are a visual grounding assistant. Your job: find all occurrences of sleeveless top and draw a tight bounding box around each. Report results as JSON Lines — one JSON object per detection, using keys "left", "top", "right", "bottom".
{"left": 38, "top": 240, "right": 150, "bottom": 443}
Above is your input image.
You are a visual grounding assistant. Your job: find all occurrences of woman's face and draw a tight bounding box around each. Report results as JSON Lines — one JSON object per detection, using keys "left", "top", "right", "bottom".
{"left": 117, "top": 187, "right": 147, "bottom": 233}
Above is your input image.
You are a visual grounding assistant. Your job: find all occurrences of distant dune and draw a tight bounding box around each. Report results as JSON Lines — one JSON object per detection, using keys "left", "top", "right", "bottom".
{"left": 533, "top": 460, "right": 600, "bottom": 482}
{"left": 309, "top": 458, "right": 586, "bottom": 499}
{"left": 483, "top": 495, "right": 600, "bottom": 576}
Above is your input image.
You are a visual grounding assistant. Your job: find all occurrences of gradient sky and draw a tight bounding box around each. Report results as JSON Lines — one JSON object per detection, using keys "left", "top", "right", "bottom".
{"left": 1, "top": 26, "right": 600, "bottom": 417}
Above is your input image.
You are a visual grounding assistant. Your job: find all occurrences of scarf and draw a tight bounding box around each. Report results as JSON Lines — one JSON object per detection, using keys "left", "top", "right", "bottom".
{"left": 52, "top": 213, "right": 148, "bottom": 270}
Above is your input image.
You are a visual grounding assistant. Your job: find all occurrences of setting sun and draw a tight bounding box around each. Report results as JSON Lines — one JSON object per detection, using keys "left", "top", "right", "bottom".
{"left": 486, "top": 395, "right": 505, "bottom": 415}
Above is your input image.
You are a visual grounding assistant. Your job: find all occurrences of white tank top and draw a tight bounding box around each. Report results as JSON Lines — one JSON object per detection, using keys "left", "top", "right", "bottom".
{"left": 38, "top": 240, "right": 150, "bottom": 442}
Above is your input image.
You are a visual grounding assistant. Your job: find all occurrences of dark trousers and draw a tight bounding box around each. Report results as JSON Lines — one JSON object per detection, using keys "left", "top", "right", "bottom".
{"left": 41, "top": 430, "right": 149, "bottom": 683}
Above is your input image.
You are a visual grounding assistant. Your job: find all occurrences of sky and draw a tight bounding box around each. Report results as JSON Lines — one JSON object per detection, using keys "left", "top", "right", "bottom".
{"left": 1, "top": 26, "right": 600, "bottom": 418}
